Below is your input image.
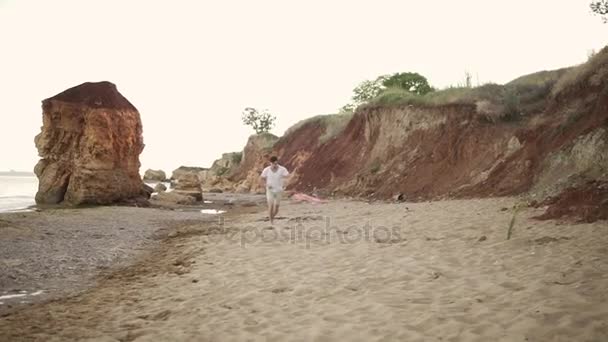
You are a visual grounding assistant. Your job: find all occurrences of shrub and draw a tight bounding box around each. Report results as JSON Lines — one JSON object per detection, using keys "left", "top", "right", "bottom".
{"left": 501, "top": 86, "right": 521, "bottom": 121}
{"left": 552, "top": 46, "right": 608, "bottom": 97}
{"left": 215, "top": 166, "right": 229, "bottom": 176}
{"left": 231, "top": 152, "right": 242, "bottom": 165}
{"left": 370, "top": 160, "right": 381, "bottom": 174}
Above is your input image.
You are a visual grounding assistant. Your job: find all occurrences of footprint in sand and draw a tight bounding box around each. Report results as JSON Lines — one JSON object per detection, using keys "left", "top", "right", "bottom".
{"left": 271, "top": 287, "right": 292, "bottom": 294}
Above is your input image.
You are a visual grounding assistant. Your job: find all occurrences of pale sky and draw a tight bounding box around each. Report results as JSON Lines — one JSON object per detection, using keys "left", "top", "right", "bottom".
{"left": 0, "top": 0, "right": 605, "bottom": 174}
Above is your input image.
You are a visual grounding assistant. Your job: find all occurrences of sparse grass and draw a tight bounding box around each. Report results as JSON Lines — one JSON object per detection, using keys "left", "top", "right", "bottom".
{"left": 552, "top": 45, "right": 608, "bottom": 97}
{"left": 364, "top": 77, "right": 560, "bottom": 120}
{"left": 252, "top": 132, "right": 279, "bottom": 150}
{"left": 370, "top": 159, "right": 381, "bottom": 174}
{"left": 283, "top": 113, "right": 354, "bottom": 145}
{"left": 231, "top": 152, "right": 242, "bottom": 164}
{"left": 507, "top": 68, "right": 571, "bottom": 88}
{"left": 318, "top": 113, "right": 354, "bottom": 144}
{"left": 215, "top": 166, "right": 229, "bottom": 176}
{"left": 367, "top": 84, "right": 506, "bottom": 108}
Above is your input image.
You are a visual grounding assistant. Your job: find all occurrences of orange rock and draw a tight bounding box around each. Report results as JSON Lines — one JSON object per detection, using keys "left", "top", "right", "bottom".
{"left": 34, "top": 82, "right": 147, "bottom": 205}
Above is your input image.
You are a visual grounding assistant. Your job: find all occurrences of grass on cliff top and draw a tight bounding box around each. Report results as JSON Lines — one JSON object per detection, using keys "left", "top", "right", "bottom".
{"left": 365, "top": 83, "right": 506, "bottom": 107}
{"left": 283, "top": 113, "right": 354, "bottom": 144}
{"left": 507, "top": 68, "right": 571, "bottom": 88}
{"left": 360, "top": 65, "right": 574, "bottom": 120}
{"left": 552, "top": 45, "right": 608, "bottom": 97}
{"left": 363, "top": 46, "right": 608, "bottom": 111}
{"left": 365, "top": 71, "right": 568, "bottom": 109}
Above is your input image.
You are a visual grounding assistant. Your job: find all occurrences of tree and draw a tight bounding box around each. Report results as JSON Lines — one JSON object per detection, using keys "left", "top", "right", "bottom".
{"left": 591, "top": 1, "right": 608, "bottom": 22}
{"left": 241, "top": 107, "right": 276, "bottom": 134}
{"left": 339, "top": 72, "right": 434, "bottom": 112}
{"left": 351, "top": 75, "right": 389, "bottom": 104}
{"left": 382, "top": 72, "right": 433, "bottom": 95}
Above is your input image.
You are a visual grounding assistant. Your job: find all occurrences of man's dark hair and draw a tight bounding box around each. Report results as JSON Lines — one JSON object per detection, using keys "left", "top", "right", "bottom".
{"left": 269, "top": 156, "right": 278, "bottom": 163}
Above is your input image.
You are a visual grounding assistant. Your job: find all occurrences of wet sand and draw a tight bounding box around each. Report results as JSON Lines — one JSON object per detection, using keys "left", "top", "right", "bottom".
{"left": 1, "top": 197, "right": 607, "bottom": 341}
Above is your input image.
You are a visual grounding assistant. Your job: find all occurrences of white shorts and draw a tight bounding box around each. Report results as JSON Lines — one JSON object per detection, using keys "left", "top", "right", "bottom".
{"left": 266, "top": 190, "right": 282, "bottom": 205}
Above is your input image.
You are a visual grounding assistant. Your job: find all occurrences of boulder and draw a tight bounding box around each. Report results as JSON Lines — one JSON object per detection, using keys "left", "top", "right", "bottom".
{"left": 173, "top": 190, "right": 203, "bottom": 201}
{"left": 142, "top": 183, "right": 154, "bottom": 198}
{"left": 171, "top": 166, "right": 207, "bottom": 180}
{"left": 154, "top": 183, "right": 167, "bottom": 193}
{"left": 144, "top": 169, "right": 166, "bottom": 181}
{"left": 153, "top": 191, "right": 196, "bottom": 205}
{"left": 34, "top": 81, "right": 146, "bottom": 205}
{"left": 209, "top": 152, "right": 242, "bottom": 176}
{"left": 236, "top": 184, "right": 250, "bottom": 194}
{"left": 173, "top": 172, "right": 202, "bottom": 201}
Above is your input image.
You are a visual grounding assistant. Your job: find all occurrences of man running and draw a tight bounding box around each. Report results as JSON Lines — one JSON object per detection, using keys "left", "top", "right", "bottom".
{"left": 260, "top": 156, "right": 290, "bottom": 225}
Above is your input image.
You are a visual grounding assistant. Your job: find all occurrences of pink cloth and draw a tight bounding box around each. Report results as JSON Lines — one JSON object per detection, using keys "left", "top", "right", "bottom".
{"left": 291, "top": 193, "right": 328, "bottom": 204}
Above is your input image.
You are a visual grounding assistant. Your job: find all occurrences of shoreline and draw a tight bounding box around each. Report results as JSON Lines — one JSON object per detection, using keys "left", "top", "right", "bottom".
{"left": 0, "top": 193, "right": 266, "bottom": 317}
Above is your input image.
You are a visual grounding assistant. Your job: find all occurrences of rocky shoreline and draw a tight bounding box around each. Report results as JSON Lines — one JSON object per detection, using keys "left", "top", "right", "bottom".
{"left": 0, "top": 193, "right": 266, "bottom": 316}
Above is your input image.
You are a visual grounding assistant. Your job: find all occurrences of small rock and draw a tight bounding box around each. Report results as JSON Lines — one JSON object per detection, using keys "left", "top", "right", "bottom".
{"left": 154, "top": 183, "right": 167, "bottom": 193}
{"left": 478, "top": 236, "right": 487, "bottom": 242}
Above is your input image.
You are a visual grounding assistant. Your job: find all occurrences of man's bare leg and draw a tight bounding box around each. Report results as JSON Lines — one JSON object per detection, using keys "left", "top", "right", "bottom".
{"left": 268, "top": 201, "right": 274, "bottom": 225}
{"left": 272, "top": 204, "right": 280, "bottom": 219}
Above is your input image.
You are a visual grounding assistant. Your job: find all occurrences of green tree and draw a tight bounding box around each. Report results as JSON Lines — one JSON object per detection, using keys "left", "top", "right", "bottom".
{"left": 352, "top": 75, "right": 389, "bottom": 104}
{"left": 241, "top": 107, "right": 276, "bottom": 134}
{"left": 339, "top": 76, "right": 388, "bottom": 113}
{"left": 382, "top": 72, "right": 433, "bottom": 95}
{"left": 591, "top": 1, "right": 608, "bottom": 22}
{"left": 339, "top": 72, "right": 434, "bottom": 112}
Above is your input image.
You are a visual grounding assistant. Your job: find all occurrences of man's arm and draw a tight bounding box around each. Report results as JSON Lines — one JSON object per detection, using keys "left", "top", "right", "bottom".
{"left": 260, "top": 169, "right": 266, "bottom": 181}
{"left": 259, "top": 168, "right": 268, "bottom": 191}
{"left": 282, "top": 167, "right": 296, "bottom": 188}
{"left": 281, "top": 167, "right": 293, "bottom": 178}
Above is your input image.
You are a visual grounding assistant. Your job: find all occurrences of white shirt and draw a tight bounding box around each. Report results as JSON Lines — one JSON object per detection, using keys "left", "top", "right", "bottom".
{"left": 261, "top": 165, "right": 289, "bottom": 193}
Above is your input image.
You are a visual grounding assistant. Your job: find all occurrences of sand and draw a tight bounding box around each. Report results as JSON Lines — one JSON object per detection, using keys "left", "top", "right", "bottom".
{"left": 1, "top": 197, "right": 607, "bottom": 341}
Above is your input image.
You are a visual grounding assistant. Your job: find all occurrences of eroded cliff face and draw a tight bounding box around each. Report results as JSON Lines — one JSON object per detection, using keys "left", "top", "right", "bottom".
{"left": 203, "top": 48, "right": 608, "bottom": 221}
{"left": 281, "top": 105, "right": 522, "bottom": 199}
{"left": 34, "top": 82, "right": 146, "bottom": 205}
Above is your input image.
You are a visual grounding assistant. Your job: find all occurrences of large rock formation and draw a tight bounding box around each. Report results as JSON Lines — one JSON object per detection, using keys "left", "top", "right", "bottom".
{"left": 171, "top": 166, "right": 207, "bottom": 181}
{"left": 199, "top": 152, "right": 242, "bottom": 192}
{"left": 167, "top": 165, "right": 204, "bottom": 200}
{"left": 173, "top": 172, "right": 203, "bottom": 201}
{"left": 228, "top": 133, "right": 279, "bottom": 193}
{"left": 34, "top": 81, "right": 147, "bottom": 205}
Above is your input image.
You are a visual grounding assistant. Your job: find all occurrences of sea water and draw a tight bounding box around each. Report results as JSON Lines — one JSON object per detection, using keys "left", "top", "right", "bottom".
{"left": 0, "top": 174, "right": 38, "bottom": 213}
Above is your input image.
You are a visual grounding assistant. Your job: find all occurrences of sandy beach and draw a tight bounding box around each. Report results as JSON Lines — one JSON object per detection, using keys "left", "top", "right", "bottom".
{"left": 0, "top": 196, "right": 607, "bottom": 341}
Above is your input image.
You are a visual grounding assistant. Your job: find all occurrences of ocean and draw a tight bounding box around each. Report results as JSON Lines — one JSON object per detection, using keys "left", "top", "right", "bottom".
{"left": 0, "top": 173, "right": 38, "bottom": 213}
{"left": 0, "top": 174, "right": 174, "bottom": 213}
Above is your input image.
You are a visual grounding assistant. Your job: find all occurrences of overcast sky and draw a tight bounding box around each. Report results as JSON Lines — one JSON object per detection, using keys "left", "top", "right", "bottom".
{"left": 0, "top": 0, "right": 605, "bottom": 173}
